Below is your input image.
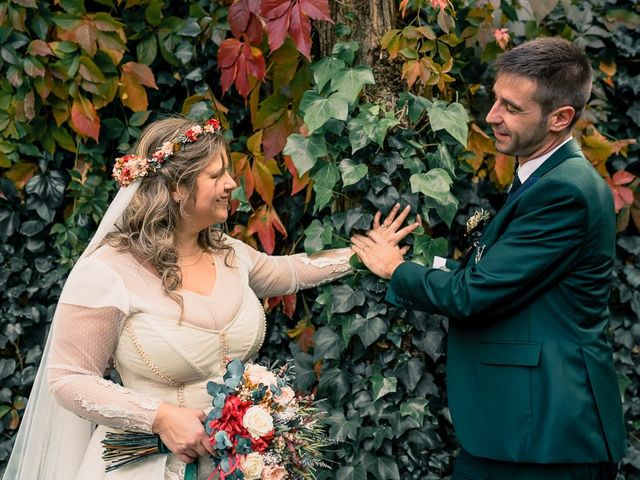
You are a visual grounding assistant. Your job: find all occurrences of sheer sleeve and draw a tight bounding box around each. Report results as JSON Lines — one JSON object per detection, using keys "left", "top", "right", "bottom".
{"left": 227, "top": 237, "right": 354, "bottom": 298}
{"left": 46, "top": 257, "right": 160, "bottom": 433}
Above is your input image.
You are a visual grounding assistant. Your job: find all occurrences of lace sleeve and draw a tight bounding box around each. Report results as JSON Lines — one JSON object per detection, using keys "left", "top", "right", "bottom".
{"left": 47, "top": 304, "right": 160, "bottom": 433}
{"left": 244, "top": 246, "right": 354, "bottom": 298}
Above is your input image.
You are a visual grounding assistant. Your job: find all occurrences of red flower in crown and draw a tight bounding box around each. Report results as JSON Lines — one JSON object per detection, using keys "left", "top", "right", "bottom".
{"left": 112, "top": 117, "right": 223, "bottom": 187}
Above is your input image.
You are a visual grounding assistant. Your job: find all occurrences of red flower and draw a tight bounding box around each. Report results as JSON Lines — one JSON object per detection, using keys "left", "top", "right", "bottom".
{"left": 208, "top": 118, "right": 220, "bottom": 130}
{"left": 250, "top": 429, "right": 275, "bottom": 453}
{"left": 184, "top": 129, "right": 198, "bottom": 141}
{"left": 208, "top": 395, "right": 252, "bottom": 441}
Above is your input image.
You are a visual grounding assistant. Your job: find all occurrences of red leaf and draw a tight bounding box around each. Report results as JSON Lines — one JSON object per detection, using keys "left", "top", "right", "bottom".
{"left": 282, "top": 294, "right": 297, "bottom": 318}
{"left": 121, "top": 62, "right": 158, "bottom": 89}
{"left": 262, "top": 0, "right": 292, "bottom": 52}
{"left": 612, "top": 170, "right": 636, "bottom": 186}
{"left": 289, "top": 2, "right": 312, "bottom": 59}
{"left": 247, "top": 205, "right": 288, "bottom": 254}
{"left": 229, "top": 0, "right": 264, "bottom": 43}
{"left": 607, "top": 180, "right": 635, "bottom": 213}
{"left": 300, "top": 0, "right": 332, "bottom": 22}
{"left": 71, "top": 96, "right": 100, "bottom": 141}
{"left": 263, "top": 115, "right": 290, "bottom": 159}
{"left": 217, "top": 39, "right": 265, "bottom": 98}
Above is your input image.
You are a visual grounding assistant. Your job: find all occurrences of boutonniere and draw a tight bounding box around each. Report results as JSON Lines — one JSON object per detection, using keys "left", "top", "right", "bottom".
{"left": 465, "top": 208, "right": 491, "bottom": 238}
{"left": 465, "top": 208, "right": 491, "bottom": 264}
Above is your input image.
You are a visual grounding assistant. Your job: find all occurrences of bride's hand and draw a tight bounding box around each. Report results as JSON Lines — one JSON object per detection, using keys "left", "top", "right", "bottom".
{"left": 152, "top": 402, "right": 214, "bottom": 463}
{"left": 373, "top": 203, "right": 421, "bottom": 245}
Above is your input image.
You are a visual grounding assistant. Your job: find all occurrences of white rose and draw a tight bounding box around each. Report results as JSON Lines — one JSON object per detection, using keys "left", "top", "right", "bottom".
{"left": 245, "top": 364, "right": 278, "bottom": 387}
{"left": 243, "top": 405, "right": 274, "bottom": 439}
{"left": 274, "top": 386, "right": 295, "bottom": 406}
{"left": 241, "top": 453, "right": 264, "bottom": 480}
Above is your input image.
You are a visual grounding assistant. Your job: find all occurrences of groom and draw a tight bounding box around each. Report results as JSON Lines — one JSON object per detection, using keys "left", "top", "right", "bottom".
{"left": 352, "top": 38, "right": 626, "bottom": 479}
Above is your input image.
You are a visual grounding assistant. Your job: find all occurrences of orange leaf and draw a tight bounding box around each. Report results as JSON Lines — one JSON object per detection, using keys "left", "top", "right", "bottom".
{"left": 494, "top": 153, "right": 515, "bottom": 188}
{"left": 121, "top": 62, "right": 158, "bottom": 89}
{"left": 231, "top": 152, "right": 255, "bottom": 199}
{"left": 120, "top": 70, "right": 148, "bottom": 112}
{"left": 466, "top": 122, "right": 495, "bottom": 172}
{"left": 4, "top": 162, "right": 37, "bottom": 189}
{"left": 71, "top": 96, "right": 100, "bottom": 141}
{"left": 283, "top": 154, "right": 310, "bottom": 195}
{"left": 27, "top": 39, "right": 54, "bottom": 56}
{"left": 253, "top": 160, "right": 276, "bottom": 205}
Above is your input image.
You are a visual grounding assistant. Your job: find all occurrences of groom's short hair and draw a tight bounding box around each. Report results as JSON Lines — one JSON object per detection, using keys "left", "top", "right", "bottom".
{"left": 494, "top": 37, "right": 592, "bottom": 127}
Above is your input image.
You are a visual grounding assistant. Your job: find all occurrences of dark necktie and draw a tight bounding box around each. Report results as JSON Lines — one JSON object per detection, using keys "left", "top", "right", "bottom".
{"left": 507, "top": 161, "right": 522, "bottom": 201}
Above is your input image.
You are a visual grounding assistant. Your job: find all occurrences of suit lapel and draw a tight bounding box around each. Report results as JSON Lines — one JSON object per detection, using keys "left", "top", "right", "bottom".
{"left": 460, "top": 139, "right": 582, "bottom": 267}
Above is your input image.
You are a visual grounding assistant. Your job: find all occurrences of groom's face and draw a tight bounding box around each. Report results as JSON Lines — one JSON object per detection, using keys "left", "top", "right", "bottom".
{"left": 485, "top": 74, "right": 550, "bottom": 161}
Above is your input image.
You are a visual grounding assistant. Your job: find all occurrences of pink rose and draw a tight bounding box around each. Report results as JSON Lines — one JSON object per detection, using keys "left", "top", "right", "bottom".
{"left": 274, "top": 386, "right": 295, "bottom": 406}
{"left": 245, "top": 364, "right": 278, "bottom": 387}
{"left": 262, "top": 465, "right": 287, "bottom": 480}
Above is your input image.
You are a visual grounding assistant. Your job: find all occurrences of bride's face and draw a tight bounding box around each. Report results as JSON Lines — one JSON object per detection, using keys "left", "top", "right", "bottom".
{"left": 179, "top": 152, "right": 236, "bottom": 230}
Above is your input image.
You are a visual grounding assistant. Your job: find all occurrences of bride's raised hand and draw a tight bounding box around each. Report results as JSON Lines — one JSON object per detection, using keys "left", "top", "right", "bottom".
{"left": 373, "top": 203, "right": 421, "bottom": 246}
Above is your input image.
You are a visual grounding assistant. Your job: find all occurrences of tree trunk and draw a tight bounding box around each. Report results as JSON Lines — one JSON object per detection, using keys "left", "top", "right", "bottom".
{"left": 316, "top": 0, "right": 404, "bottom": 111}
{"left": 317, "top": 0, "right": 396, "bottom": 66}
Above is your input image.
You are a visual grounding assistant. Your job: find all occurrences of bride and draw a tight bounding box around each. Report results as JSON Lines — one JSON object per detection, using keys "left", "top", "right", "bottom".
{"left": 4, "top": 116, "right": 418, "bottom": 479}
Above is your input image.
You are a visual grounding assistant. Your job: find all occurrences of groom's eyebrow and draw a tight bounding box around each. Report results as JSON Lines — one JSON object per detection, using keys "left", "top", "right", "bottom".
{"left": 492, "top": 86, "right": 526, "bottom": 112}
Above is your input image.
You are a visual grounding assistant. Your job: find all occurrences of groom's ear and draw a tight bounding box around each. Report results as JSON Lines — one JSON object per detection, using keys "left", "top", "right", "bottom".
{"left": 548, "top": 106, "right": 575, "bottom": 133}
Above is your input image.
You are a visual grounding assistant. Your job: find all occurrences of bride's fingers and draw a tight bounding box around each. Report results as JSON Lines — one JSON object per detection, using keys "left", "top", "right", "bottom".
{"left": 379, "top": 204, "right": 401, "bottom": 229}
{"left": 387, "top": 205, "right": 411, "bottom": 232}
{"left": 373, "top": 210, "right": 382, "bottom": 229}
{"left": 391, "top": 221, "right": 421, "bottom": 242}
{"left": 400, "top": 245, "right": 410, "bottom": 255}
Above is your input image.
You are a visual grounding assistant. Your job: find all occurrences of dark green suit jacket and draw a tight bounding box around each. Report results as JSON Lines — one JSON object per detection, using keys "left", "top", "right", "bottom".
{"left": 387, "top": 140, "right": 626, "bottom": 463}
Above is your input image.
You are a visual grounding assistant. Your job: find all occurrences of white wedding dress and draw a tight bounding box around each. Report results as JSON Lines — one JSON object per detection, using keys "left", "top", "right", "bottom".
{"left": 42, "top": 236, "right": 351, "bottom": 480}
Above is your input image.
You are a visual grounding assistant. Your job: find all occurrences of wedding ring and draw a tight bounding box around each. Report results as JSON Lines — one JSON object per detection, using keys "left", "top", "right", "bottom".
{"left": 381, "top": 224, "right": 389, "bottom": 229}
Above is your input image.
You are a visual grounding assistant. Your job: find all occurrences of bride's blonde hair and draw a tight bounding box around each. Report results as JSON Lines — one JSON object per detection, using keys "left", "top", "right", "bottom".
{"left": 104, "top": 116, "right": 234, "bottom": 304}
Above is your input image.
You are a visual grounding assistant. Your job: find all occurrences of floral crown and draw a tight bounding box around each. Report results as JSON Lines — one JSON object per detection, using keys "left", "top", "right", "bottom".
{"left": 112, "top": 118, "right": 221, "bottom": 187}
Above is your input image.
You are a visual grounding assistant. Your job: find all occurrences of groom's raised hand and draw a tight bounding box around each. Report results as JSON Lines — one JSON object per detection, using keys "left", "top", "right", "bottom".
{"left": 351, "top": 204, "right": 420, "bottom": 279}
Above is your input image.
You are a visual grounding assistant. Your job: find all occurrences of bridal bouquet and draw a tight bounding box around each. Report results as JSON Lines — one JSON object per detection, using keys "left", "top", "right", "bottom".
{"left": 102, "top": 360, "right": 330, "bottom": 480}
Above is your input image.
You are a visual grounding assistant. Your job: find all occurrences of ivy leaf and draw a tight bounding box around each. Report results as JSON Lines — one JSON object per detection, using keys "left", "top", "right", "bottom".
{"left": 410, "top": 168, "right": 453, "bottom": 204}
{"left": 427, "top": 100, "right": 469, "bottom": 146}
{"left": 413, "top": 236, "right": 448, "bottom": 266}
{"left": 336, "top": 465, "right": 367, "bottom": 480}
{"left": 399, "top": 397, "right": 429, "bottom": 424}
{"left": 331, "top": 284, "right": 365, "bottom": 314}
{"left": 398, "top": 92, "right": 432, "bottom": 124}
{"left": 370, "top": 373, "right": 397, "bottom": 401}
{"left": 317, "top": 366, "right": 350, "bottom": 403}
{"left": 304, "top": 219, "right": 333, "bottom": 253}
{"left": 339, "top": 158, "right": 368, "bottom": 187}
{"left": 313, "top": 326, "right": 343, "bottom": 360}
{"left": 312, "top": 161, "right": 340, "bottom": 212}
{"left": 299, "top": 91, "right": 349, "bottom": 134}
{"left": 395, "top": 358, "right": 426, "bottom": 392}
{"left": 332, "top": 66, "right": 375, "bottom": 104}
{"left": 312, "top": 56, "right": 346, "bottom": 91}
{"left": 293, "top": 352, "right": 317, "bottom": 390}
{"left": 342, "top": 314, "right": 387, "bottom": 347}
{"left": 283, "top": 133, "right": 327, "bottom": 175}
{"left": 363, "top": 456, "right": 400, "bottom": 480}
{"left": 325, "top": 412, "right": 360, "bottom": 442}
